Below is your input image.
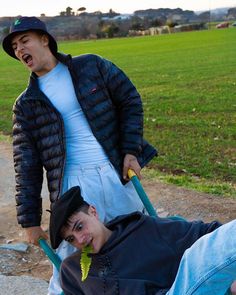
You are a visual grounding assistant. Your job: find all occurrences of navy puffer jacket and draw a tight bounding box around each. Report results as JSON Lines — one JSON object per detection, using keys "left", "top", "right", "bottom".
{"left": 12, "top": 53, "right": 157, "bottom": 227}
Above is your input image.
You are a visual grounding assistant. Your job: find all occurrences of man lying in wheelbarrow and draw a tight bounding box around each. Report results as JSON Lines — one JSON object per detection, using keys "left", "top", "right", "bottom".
{"left": 50, "top": 186, "right": 236, "bottom": 295}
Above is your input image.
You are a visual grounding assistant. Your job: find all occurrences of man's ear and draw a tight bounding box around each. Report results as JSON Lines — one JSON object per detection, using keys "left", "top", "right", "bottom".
{"left": 41, "top": 34, "right": 49, "bottom": 46}
{"left": 88, "top": 205, "right": 99, "bottom": 219}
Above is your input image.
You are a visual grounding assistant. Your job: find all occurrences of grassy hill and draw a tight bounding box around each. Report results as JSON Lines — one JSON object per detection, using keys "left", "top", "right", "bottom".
{"left": 0, "top": 28, "right": 235, "bottom": 196}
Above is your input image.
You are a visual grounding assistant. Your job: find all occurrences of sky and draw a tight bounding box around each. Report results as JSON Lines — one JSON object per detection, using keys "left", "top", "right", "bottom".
{"left": 1, "top": 0, "right": 236, "bottom": 17}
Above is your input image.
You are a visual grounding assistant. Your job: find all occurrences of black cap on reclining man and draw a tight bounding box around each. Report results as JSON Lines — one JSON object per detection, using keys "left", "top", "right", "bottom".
{"left": 50, "top": 186, "right": 89, "bottom": 249}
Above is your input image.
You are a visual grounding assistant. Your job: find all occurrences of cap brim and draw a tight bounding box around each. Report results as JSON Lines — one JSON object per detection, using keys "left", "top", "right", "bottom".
{"left": 50, "top": 218, "right": 64, "bottom": 249}
{"left": 49, "top": 204, "right": 69, "bottom": 249}
{"left": 2, "top": 32, "right": 19, "bottom": 59}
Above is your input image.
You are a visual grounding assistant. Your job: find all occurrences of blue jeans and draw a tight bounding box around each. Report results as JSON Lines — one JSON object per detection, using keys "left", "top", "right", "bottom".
{"left": 167, "top": 220, "right": 236, "bottom": 295}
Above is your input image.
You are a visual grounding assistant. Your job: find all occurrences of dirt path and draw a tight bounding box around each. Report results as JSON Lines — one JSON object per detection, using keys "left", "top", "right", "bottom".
{"left": 0, "top": 141, "right": 235, "bottom": 282}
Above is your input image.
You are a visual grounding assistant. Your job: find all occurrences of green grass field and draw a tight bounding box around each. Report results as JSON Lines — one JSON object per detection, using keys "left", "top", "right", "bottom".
{"left": 0, "top": 28, "right": 235, "bottom": 197}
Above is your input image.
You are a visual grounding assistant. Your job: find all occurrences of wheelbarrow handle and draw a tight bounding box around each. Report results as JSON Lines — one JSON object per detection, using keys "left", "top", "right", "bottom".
{"left": 38, "top": 238, "right": 64, "bottom": 294}
{"left": 38, "top": 238, "right": 62, "bottom": 272}
{"left": 128, "top": 169, "right": 158, "bottom": 217}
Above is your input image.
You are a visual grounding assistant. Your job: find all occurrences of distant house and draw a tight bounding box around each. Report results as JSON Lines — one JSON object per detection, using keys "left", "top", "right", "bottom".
{"left": 129, "top": 25, "right": 170, "bottom": 37}
{"left": 112, "top": 14, "right": 132, "bottom": 20}
{"left": 149, "top": 26, "right": 170, "bottom": 35}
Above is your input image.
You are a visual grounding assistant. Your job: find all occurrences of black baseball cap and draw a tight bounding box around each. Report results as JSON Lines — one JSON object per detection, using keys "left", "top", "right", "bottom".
{"left": 49, "top": 186, "right": 89, "bottom": 249}
{"left": 2, "top": 16, "right": 58, "bottom": 59}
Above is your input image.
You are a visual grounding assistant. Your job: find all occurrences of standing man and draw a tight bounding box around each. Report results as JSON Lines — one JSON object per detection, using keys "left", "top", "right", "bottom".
{"left": 2, "top": 16, "right": 157, "bottom": 294}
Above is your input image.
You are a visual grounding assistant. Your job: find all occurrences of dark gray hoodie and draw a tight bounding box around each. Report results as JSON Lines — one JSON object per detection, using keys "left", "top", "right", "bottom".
{"left": 60, "top": 212, "right": 221, "bottom": 295}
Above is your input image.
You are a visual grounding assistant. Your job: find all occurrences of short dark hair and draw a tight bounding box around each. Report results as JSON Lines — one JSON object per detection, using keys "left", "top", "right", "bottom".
{"left": 62, "top": 203, "right": 90, "bottom": 230}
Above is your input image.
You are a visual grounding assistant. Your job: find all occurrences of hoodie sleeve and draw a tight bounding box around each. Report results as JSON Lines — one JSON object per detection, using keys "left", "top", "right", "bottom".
{"left": 156, "top": 217, "right": 222, "bottom": 256}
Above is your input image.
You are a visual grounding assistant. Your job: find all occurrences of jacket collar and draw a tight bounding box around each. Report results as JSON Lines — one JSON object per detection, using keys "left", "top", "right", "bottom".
{"left": 22, "top": 52, "right": 72, "bottom": 101}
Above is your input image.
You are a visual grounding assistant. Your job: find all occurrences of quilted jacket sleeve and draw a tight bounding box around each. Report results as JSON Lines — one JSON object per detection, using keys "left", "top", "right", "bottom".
{"left": 96, "top": 56, "right": 143, "bottom": 157}
{"left": 12, "top": 100, "right": 43, "bottom": 228}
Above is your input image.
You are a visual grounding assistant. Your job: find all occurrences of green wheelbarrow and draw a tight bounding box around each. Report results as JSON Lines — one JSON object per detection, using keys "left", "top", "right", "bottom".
{"left": 39, "top": 170, "right": 234, "bottom": 295}
{"left": 39, "top": 168, "right": 159, "bottom": 255}
{"left": 39, "top": 168, "right": 181, "bottom": 295}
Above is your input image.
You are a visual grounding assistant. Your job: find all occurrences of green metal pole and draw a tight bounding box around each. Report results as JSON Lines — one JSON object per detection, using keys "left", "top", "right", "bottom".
{"left": 39, "top": 238, "right": 62, "bottom": 271}
{"left": 38, "top": 238, "right": 64, "bottom": 295}
{"left": 128, "top": 169, "right": 157, "bottom": 217}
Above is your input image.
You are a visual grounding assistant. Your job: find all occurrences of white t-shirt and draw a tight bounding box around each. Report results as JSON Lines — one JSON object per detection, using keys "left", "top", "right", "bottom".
{"left": 38, "top": 62, "right": 108, "bottom": 170}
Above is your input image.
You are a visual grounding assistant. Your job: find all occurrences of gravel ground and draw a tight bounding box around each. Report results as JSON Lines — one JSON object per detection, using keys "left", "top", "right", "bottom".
{"left": 0, "top": 141, "right": 235, "bottom": 294}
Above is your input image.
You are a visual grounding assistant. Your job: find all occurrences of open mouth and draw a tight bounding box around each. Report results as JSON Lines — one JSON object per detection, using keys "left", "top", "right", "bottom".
{"left": 84, "top": 237, "right": 94, "bottom": 252}
{"left": 22, "top": 54, "right": 32, "bottom": 65}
